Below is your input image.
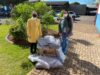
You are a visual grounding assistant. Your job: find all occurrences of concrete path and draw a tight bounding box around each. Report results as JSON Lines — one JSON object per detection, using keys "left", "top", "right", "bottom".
{"left": 28, "top": 16, "right": 100, "bottom": 75}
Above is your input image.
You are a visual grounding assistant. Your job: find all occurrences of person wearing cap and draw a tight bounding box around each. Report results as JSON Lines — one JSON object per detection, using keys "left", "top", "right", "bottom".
{"left": 58, "top": 10, "right": 73, "bottom": 54}
{"left": 26, "top": 11, "right": 42, "bottom": 54}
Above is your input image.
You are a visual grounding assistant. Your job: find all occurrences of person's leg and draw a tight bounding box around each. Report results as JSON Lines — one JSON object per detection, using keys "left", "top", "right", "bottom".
{"left": 61, "top": 36, "right": 69, "bottom": 54}
{"left": 61, "top": 38, "right": 64, "bottom": 53}
{"left": 30, "top": 43, "right": 34, "bottom": 54}
{"left": 33, "top": 42, "right": 37, "bottom": 54}
{"left": 61, "top": 37, "right": 66, "bottom": 54}
{"left": 65, "top": 38, "right": 69, "bottom": 54}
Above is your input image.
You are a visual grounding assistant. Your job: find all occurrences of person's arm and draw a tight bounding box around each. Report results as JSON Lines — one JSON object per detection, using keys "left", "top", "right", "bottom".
{"left": 94, "top": 14, "right": 97, "bottom": 25}
{"left": 68, "top": 16, "right": 73, "bottom": 34}
{"left": 95, "top": 4, "right": 99, "bottom": 25}
{"left": 26, "top": 20, "right": 31, "bottom": 38}
{"left": 70, "top": 16, "right": 73, "bottom": 33}
{"left": 58, "top": 21, "right": 62, "bottom": 34}
{"left": 38, "top": 20, "right": 42, "bottom": 37}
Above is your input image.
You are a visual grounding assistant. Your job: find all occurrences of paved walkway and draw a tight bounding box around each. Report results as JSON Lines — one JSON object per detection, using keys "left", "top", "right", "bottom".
{"left": 28, "top": 16, "right": 100, "bottom": 75}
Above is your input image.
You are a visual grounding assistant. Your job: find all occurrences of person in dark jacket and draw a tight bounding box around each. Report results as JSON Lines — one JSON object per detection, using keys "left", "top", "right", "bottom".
{"left": 58, "top": 11, "right": 73, "bottom": 54}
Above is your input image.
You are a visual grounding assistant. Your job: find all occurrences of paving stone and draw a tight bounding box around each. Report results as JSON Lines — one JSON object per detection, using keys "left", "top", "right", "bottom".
{"left": 28, "top": 16, "right": 100, "bottom": 75}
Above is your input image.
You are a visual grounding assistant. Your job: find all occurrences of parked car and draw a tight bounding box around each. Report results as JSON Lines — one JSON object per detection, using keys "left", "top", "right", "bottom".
{"left": 0, "top": 6, "right": 11, "bottom": 17}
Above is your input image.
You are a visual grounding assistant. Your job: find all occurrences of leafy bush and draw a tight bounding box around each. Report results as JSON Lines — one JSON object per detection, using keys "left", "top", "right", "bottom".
{"left": 57, "top": 10, "right": 64, "bottom": 20}
{"left": 10, "top": 2, "right": 54, "bottom": 40}
{"left": 10, "top": 3, "right": 34, "bottom": 40}
{"left": 34, "top": 2, "right": 51, "bottom": 16}
{"left": 60, "top": 10, "right": 64, "bottom": 17}
{"left": 9, "top": 18, "right": 27, "bottom": 40}
{"left": 11, "top": 3, "right": 34, "bottom": 21}
{"left": 42, "top": 13, "right": 55, "bottom": 25}
{"left": 48, "top": 10, "right": 56, "bottom": 16}
{"left": 71, "top": 2, "right": 80, "bottom": 5}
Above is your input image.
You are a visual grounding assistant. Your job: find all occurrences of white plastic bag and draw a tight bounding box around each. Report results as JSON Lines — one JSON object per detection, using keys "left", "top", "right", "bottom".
{"left": 28, "top": 55, "right": 50, "bottom": 69}
{"left": 57, "top": 47, "right": 66, "bottom": 63}
{"left": 44, "top": 35, "right": 55, "bottom": 44}
{"left": 28, "top": 55, "right": 63, "bottom": 69}
{"left": 36, "top": 62, "right": 50, "bottom": 69}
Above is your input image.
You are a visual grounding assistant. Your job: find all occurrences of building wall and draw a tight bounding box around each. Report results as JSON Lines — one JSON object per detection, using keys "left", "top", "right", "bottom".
{"left": 70, "top": 5, "right": 87, "bottom": 15}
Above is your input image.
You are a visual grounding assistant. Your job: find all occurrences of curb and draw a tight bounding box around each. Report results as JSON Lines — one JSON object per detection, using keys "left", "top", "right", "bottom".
{"left": 5, "top": 34, "right": 14, "bottom": 44}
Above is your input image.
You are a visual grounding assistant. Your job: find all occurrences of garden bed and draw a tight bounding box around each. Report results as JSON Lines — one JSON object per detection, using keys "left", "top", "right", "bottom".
{"left": 6, "top": 29, "right": 58, "bottom": 46}
{"left": 6, "top": 34, "right": 29, "bottom": 46}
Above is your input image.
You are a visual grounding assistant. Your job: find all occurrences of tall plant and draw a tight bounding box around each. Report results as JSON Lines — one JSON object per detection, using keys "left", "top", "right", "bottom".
{"left": 10, "top": 3, "right": 34, "bottom": 40}
{"left": 9, "top": 2, "right": 54, "bottom": 40}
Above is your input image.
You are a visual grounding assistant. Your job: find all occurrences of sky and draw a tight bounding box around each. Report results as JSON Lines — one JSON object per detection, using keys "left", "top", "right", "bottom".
{"left": 67, "top": 0, "right": 95, "bottom": 4}
{"left": 42, "top": 0, "right": 95, "bottom": 4}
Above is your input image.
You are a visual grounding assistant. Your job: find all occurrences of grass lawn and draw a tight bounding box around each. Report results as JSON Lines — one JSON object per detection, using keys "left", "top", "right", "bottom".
{"left": 0, "top": 25, "right": 33, "bottom": 75}
{"left": 48, "top": 24, "right": 58, "bottom": 31}
{"left": 0, "top": 24, "right": 58, "bottom": 75}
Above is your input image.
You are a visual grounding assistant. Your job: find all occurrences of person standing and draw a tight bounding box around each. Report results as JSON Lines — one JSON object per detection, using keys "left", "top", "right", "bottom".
{"left": 95, "top": 3, "right": 100, "bottom": 37}
{"left": 58, "top": 11, "right": 73, "bottom": 54}
{"left": 26, "top": 11, "right": 42, "bottom": 54}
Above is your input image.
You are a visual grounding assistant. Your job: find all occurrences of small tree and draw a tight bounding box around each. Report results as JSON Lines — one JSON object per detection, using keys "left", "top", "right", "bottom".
{"left": 11, "top": 3, "right": 34, "bottom": 21}
{"left": 10, "top": 3, "right": 34, "bottom": 40}
{"left": 42, "top": 13, "right": 55, "bottom": 25}
{"left": 9, "top": 18, "right": 27, "bottom": 40}
{"left": 48, "top": 10, "right": 56, "bottom": 16}
{"left": 71, "top": 2, "right": 80, "bottom": 5}
{"left": 64, "top": 2, "right": 70, "bottom": 11}
{"left": 34, "top": 2, "right": 51, "bottom": 16}
{"left": 9, "top": 2, "right": 54, "bottom": 41}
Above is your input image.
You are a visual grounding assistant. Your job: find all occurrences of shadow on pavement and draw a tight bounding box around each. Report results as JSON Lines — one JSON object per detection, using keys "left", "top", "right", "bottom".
{"left": 46, "top": 40, "right": 100, "bottom": 75}
{"left": 28, "top": 39, "right": 100, "bottom": 75}
{"left": 72, "top": 39, "right": 94, "bottom": 46}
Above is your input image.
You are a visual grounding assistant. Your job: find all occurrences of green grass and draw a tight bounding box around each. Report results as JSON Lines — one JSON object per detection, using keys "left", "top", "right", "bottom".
{"left": 48, "top": 24, "right": 58, "bottom": 31}
{"left": 0, "top": 25, "right": 33, "bottom": 75}
{"left": 0, "top": 24, "right": 58, "bottom": 75}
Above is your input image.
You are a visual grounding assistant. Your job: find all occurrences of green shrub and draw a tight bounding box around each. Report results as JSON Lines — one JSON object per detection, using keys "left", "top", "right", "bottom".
{"left": 42, "top": 13, "right": 55, "bottom": 25}
{"left": 48, "top": 10, "right": 56, "bottom": 16}
{"left": 57, "top": 10, "right": 64, "bottom": 20}
{"left": 10, "top": 3, "right": 33, "bottom": 40}
{"left": 9, "top": 18, "right": 27, "bottom": 40}
{"left": 71, "top": 2, "right": 80, "bottom": 5}
{"left": 11, "top": 3, "right": 34, "bottom": 20}
{"left": 10, "top": 2, "right": 54, "bottom": 40}
{"left": 60, "top": 10, "right": 64, "bottom": 17}
{"left": 34, "top": 2, "right": 51, "bottom": 16}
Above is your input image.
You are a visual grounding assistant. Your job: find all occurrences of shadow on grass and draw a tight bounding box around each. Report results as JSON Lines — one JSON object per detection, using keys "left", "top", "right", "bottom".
{"left": 13, "top": 39, "right": 30, "bottom": 49}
